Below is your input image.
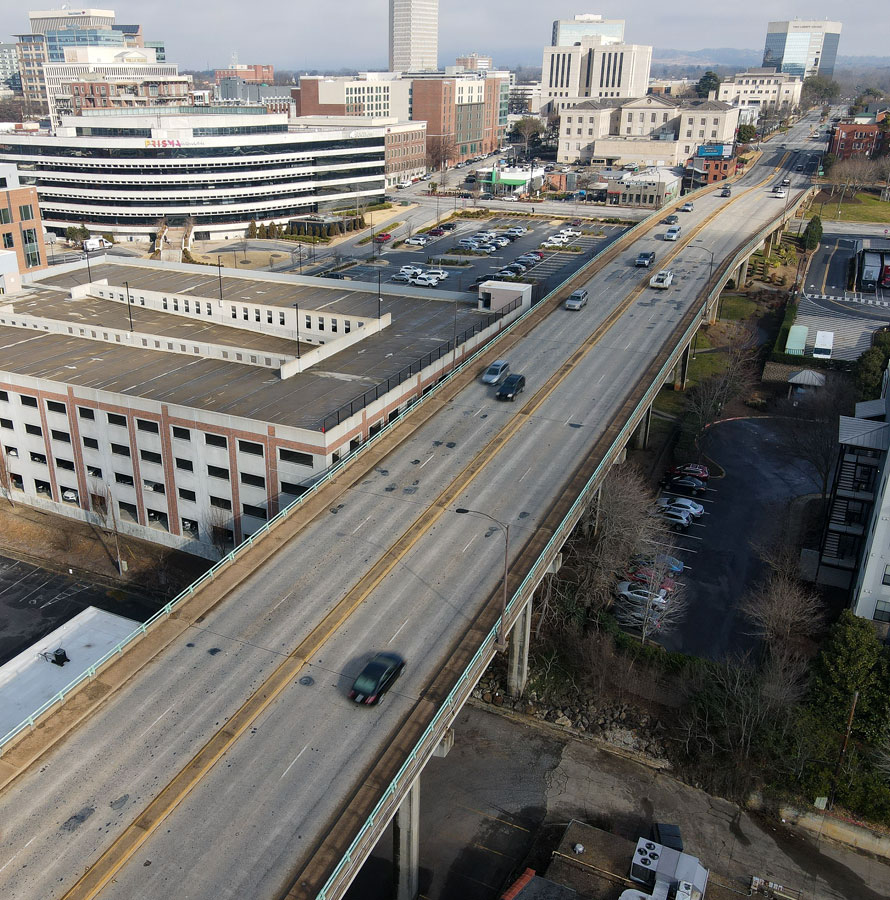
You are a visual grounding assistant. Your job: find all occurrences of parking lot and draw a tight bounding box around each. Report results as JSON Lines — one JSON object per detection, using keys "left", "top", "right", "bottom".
{"left": 342, "top": 216, "right": 625, "bottom": 297}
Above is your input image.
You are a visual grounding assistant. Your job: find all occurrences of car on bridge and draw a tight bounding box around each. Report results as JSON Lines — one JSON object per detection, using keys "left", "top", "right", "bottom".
{"left": 564, "top": 288, "right": 589, "bottom": 310}
{"left": 680, "top": 202, "right": 694, "bottom": 212}
{"left": 496, "top": 373, "right": 526, "bottom": 401}
{"left": 482, "top": 359, "right": 510, "bottom": 384}
{"left": 663, "top": 226, "right": 681, "bottom": 241}
{"left": 635, "top": 251, "right": 656, "bottom": 267}
{"left": 662, "top": 214, "right": 680, "bottom": 225}
{"left": 773, "top": 189, "right": 787, "bottom": 199}
{"left": 649, "top": 270, "right": 674, "bottom": 289}
{"left": 348, "top": 652, "right": 405, "bottom": 705}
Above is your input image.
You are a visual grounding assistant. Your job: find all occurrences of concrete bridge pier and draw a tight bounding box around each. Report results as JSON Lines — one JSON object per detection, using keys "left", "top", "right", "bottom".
{"left": 393, "top": 780, "right": 420, "bottom": 900}
{"left": 632, "top": 404, "right": 652, "bottom": 450}
{"left": 736, "top": 257, "right": 749, "bottom": 289}
{"left": 673, "top": 345, "right": 690, "bottom": 391}
{"left": 507, "top": 596, "right": 533, "bottom": 696}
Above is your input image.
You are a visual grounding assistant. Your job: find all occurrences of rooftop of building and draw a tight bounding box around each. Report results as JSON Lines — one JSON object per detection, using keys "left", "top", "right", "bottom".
{"left": 0, "top": 260, "right": 484, "bottom": 431}
{"left": 570, "top": 96, "right": 733, "bottom": 112}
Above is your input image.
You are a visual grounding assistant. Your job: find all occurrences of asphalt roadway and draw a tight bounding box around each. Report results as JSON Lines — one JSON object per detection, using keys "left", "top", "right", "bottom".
{"left": 0, "top": 115, "right": 825, "bottom": 900}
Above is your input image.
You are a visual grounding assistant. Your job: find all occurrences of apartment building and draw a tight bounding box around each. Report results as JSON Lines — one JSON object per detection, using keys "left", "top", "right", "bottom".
{"left": 558, "top": 95, "right": 739, "bottom": 166}
{"left": 829, "top": 118, "right": 888, "bottom": 161}
{"left": 762, "top": 19, "right": 842, "bottom": 79}
{"left": 213, "top": 64, "right": 273, "bottom": 85}
{"left": 294, "top": 73, "right": 413, "bottom": 120}
{"left": 0, "top": 107, "right": 386, "bottom": 240}
{"left": 0, "top": 258, "right": 528, "bottom": 557}
{"left": 717, "top": 67, "right": 803, "bottom": 113}
{"left": 542, "top": 36, "right": 652, "bottom": 113}
{"left": 455, "top": 54, "right": 492, "bottom": 72}
{"left": 389, "top": 0, "right": 439, "bottom": 72}
{"left": 0, "top": 44, "right": 21, "bottom": 91}
{"left": 0, "top": 163, "right": 46, "bottom": 277}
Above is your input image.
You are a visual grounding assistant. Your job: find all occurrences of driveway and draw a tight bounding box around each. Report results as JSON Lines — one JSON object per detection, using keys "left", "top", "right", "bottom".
{"left": 660, "top": 417, "right": 820, "bottom": 660}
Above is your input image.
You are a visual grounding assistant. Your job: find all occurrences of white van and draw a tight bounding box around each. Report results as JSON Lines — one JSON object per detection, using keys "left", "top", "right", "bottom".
{"left": 83, "top": 237, "right": 112, "bottom": 251}
{"left": 813, "top": 331, "right": 834, "bottom": 359}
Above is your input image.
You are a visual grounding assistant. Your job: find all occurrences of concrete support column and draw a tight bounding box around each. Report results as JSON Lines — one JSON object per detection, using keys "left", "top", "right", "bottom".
{"left": 707, "top": 296, "right": 719, "bottom": 325}
{"left": 632, "top": 405, "right": 652, "bottom": 450}
{"left": 393, "top": 780, "right": 420, "bottom": 900}
{"left": 763, "top": 232, "right": 773, "bottom": 257}
{"left": 507, "top": 597, "right": 533, "bottom": 697}
{"left": 736, "top": 258, "right": 749, "bottom": 289}
{"left": 673, "top": 345, "right": 690, "bottom": 392}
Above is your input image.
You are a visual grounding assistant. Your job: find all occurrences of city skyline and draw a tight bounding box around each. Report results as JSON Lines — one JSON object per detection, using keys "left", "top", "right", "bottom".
{"left": 0, "top": 2, "right": 882, "bottom": 70}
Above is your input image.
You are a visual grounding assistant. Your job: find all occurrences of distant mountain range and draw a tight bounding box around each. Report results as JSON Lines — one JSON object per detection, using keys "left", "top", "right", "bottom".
{"left": 653, "top": 48, "right": 890, "bottom": 69}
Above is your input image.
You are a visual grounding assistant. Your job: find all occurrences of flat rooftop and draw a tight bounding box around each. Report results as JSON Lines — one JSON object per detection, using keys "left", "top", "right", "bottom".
{"left": 1, "top": 261, "right": 487, "bottom": 432}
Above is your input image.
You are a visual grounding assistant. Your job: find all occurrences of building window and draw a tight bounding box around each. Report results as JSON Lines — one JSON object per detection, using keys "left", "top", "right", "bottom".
{"left": 172, "top": 425, "right": 190, "bottom": 441}
{"left": 143, "top": 479, "right": 165, "bottom": 494}
{"left": 56, "top": 458, "right": 75, "bottom": 471}
{"left": 279, "top": 448, "right": 313, "bottom": 467}
{"left": 3, "top": 234, "right": 13, "bottom": 250}
{"left": 208, "top": 464, "right": 229, "bottom": 480}
{"left": 46, "top": 400, "right": 66, "bottom": 414}
{"left": 243, "top": 503, "right": 267, "bottom": 520}
{"left": 18, "top": 204, "right": 34, "bottom": 221}
{"left": 111, "top": 443, "right": 131, "bottom": 457}
{"left": 140, "top": 449, "right": 162, "bottom": 464}
{"left": 238, "top": 439, "right": 263, "bottom": 456}
{"left": 25, "top": 424, "right": 42, "bottom": 436}
{"left": 30, "top": 451, "right": 47, "bottom": 464}
{"left": 21, "top": 395, "right": 37, "bottom": 408}
{"left": 205, "top": 433, "right": 227, "bottom": 448}
{"left": 882, "top": 565, "right": 890, "bottom": 586}
{"left": 210, "top": 495, "right": 232, "bottom": 510}
{"left": 179, "top": 487, "right": 196, "bottom": 502}
{"left": 137, "top": 418, "right": 159, "bottom": 433}
{"left": 83, "top": 436, "right": 99, "bottom": 449}
{"left": 108, "top": 412, "right": 126, "bottom": 426}
{"left": 51, "top": 429, "right": 71, "bottom": 443}
{"left": 0, "top": 417, "right": 12, "bottom": 429}
{"left": 78, "top": 406, "right": 95, "bottom": 420}
{"left": 241, "top": 472, "right": 265, "bottom": 489}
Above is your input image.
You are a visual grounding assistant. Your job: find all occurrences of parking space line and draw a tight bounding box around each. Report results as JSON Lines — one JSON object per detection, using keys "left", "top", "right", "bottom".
{"left": 455, "top": 804, "right": 531, "bottom": 831}
{"left": 472, "top": 842, "right": 520, "bottom": 860}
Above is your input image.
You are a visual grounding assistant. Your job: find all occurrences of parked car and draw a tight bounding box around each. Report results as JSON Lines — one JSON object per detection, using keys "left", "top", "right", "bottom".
{"left": 649, "top": 269, "right": 674, "bottom": 289}
{"left": 565, "top": 288, "right": 589, "bottom": 310}
{"left": 428, "top": 227, "right": 445, "bottom": 236}
{"left": 496, "top": 373, "right": 526, "bottom": 401}
{"left": 440, "top": 222, "right": 458, "bottom": 231}
{"left": 667, "top": 463, "right": 710, "bottom": 481}
{"left": 661, "top": 475, "right": 706, "bottom": 496}
{"left": 632, "top": 553, "right": 684, "bottom": 575}
{"left": 635, "top": 251, "right": 656, "bottom": 267}
{"left": 390, "top": 273, "right": 410, "bottom": 283}
{"left": 506, "top": 226, "right": 527, "bottom": 235}
{"left": 615, "top": 581, "right": 669, "bottom": 608}
{"left": 404, "top": 236, "right": 428, "bottom": 246}
{"left": 655, "top": 507, "right": 692, "bottom": 530}
{"left": 546, "top": 233, "right": 569, "bottom": 244}
{"left": 482, "top": 359, "right": 510, "bottom": 384}
{"left": 348, "top": 652, "right": 406, "bottom": 705}
{"left": 559, "top": 228, "right": 582, "bottom": 238}
{"left": 400, "top": 265, "right": 423, "bottom": 276}
{"left": 373, "top": 233, "right": 391, "bottom": 243}
{"left": 680, "top": 202, "right": 694, "bottom": 212}
{"left": 656, "top": 496, "right": 704, "bottom": 518}
{"left": 408, "top": 273, "right": 440, "bottom": 286}
{"left": 541, "top": 241, "right": 564, "bottom": 249}
{"left": 625, "top": 567, "right": 677, "bottom": 593}
{"left": 492, "top": 237, "right": 511, "bottom": 247}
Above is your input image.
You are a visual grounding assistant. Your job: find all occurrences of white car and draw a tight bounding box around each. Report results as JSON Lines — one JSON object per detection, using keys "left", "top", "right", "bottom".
{"left": 546, "top": 233, "right": 569, "bottom": 244}
{"left": 408, "top": 273, "right": 440, "bottom": 286}
{"left": 654, "top": 507, "right": 692, "bottom": 530}
{"left": 400, "top": 265, "right": 423, "bottom": 276}
{"left": 541, "top": 242, "right": 564, "bottom": 250}
{"left": 774, "top": 189, "right": 787, "bottom": 198}
{"left": 425, "top": 268, "right": 448, "bottom": 280}
{"left": 656, "top": 496, "right": 704, "bottom": 518}
{"left": 506, "top": 226, "right": 527, "bottom": 235}
{"left": 615, "top": 582, "right": 669, "bottom": 608}
{"left": 492, "top": 237, "right": 511, "bottom": 247}
{"left": 62, "top": 489, "right": 78, "bottom": 502}
{"left": 404, "top": 236, "right": 428, "bottom": 246}
{"left": 649, "top": 270, "right": 674, "bottom": 289}
{"left": 559, "top": 228, "right": 582, "bottom": 238}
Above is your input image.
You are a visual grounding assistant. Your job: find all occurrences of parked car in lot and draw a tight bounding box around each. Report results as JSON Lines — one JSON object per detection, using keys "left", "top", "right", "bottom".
{"left": 348, "top": 652, "right": 405, "bottom": 705}
{"left": 506, "top": 226, "right": 527, "bottom": 235}
{"left": 661, "top": 475, "right": 706, "bottom": 496}
{"left": 373, "top": 232, "right": 392, "bottom": 243}
{"left": 680, "top": 202, "right": 694, "bottom": 212}
{"left": 666, "top": 462, "right": 710, "bottom": 481}
{"left": 624, "top": 567, "right": 677, "bottom": 593}
{"left": 615, "top": 581, "right": 669, "bottom": 608}
{"left": 655, "top": 507, "right": 692, "bottom": 530}
{"left": 400, "top": 265, "right": 423, "bottom": 276}
{"left": 482, "top": 359, "right": 510, "bottom": 384}
{"left": 440, "top": 222, "right": 458, "bottom": 231}
{"left": 492, "top": 237, "right": 511, "bottom": 247}
{"left": 405, "top": 235, "right": 429, "bottom": 246}
{"left": 631, "top": 553, "right": 684, "bottom": 575}
{"left": 649, "top": 269, "right": 674, "bottom": 289}
{"left": 656, "top": 496, "right": 704, "bottom": 518}
{"left": 560, "top": 228, "right": 582, "bottom": 238}
{"left": 408, "top": 272, "right": 440, "bottom": 286}
{"left": 428, "top": 226, "right": 445, "bottom": 236}
{"left": 546, "top": 233, "right": 569, "bottom": 244}
{"left": 390, "top": 273, "right": 410, "bottom": 283}
{"left": 496, "top": 373, "right": 526, "bottom": 401}
{"left": 635, "top": 251, "right": 656, "bottom": 267}
{"left": 565, "top": 288, "right": 589, "bottom": 310}
{"left": 425, "top": 268, "right": 448, "bottom": 280}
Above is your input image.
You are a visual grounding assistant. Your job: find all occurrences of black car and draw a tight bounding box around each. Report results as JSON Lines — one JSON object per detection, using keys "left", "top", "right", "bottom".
{"left": 496, "top": 373, "right": 526, "bottom": 401}
{"left": 440, "top": 222, "right": 458, "bottom": 231}
{"left": 661, "top": 475, "right": 706, "bottom": 496}
{"left": 348, "top": 652, "right": 405, "bottom": 705}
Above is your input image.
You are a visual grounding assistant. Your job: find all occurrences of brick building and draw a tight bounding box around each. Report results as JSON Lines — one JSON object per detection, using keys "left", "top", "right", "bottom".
{"left": 214, "top": 64, "right": 273, "bottom": 85}
{"left": 829, "top": 119, "right": 887, "bottom": 160}
{"left": 0, "top": 163, "right": 46, "bottom": 279}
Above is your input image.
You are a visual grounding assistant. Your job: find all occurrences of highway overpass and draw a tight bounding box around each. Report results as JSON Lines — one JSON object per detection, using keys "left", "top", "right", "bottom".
{"left": 0, "top": 115, "right": 823, "bottom": 900}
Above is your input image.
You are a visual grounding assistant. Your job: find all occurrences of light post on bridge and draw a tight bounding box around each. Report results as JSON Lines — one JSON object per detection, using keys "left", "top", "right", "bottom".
{"left": 455, "top": 507, "right": 510, "bottom": 652}
{"left": 689, "top": 241, "right": 718, "bottom": 322}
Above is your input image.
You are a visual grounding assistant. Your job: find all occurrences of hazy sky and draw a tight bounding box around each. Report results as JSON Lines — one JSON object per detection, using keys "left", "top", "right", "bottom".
{"left": 0, "top": 2, "right": 881, "bottom": 69}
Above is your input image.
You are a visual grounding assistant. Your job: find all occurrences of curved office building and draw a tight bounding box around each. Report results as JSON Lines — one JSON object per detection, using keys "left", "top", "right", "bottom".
{"left": 0, "top": 106, "right": 386, "bottom": 240}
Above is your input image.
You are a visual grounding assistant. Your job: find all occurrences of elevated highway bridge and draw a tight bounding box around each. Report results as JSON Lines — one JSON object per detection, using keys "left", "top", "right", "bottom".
{"left": 0, "top": 116, "right": 822, "bottom": 900}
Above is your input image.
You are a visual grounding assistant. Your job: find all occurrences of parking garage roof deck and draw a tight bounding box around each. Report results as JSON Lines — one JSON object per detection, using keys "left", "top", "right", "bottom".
{"left": 0, "top": 262, "right": 485, "bottom": 431}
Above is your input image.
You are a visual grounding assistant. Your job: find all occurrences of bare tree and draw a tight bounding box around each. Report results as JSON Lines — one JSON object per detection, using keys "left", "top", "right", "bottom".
{"left": 0, "top": 445, "right": 16, "bottom": 507}
{"left": 740, "top": 570, "right": 825, "bottom": 653}
{"left": 777, "top": 379, "right": 855, "bottom": 497}
{"left": 426, "top": 135, "right": 457, "bottom": 173}
{"left": 89, "top": 480, "right": 123, "bottom": 574}
{"left": 613, "top": 557, "right": 688, "bottom": 645}
{"left": 203, "top": 504, "right": 234, "bottom": 558}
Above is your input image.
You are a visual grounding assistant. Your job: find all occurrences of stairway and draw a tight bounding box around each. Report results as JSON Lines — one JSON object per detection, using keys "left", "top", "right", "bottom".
{"left": 160, "top": 226, "right": 186, "bottom": 262}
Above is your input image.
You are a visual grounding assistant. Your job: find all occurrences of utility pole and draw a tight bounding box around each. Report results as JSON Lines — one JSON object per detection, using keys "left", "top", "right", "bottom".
{"left": 828, "top": 691, "right": 859, "bottom": 810}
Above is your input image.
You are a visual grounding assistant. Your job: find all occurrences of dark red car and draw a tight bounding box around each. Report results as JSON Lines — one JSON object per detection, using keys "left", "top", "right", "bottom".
{"left": 373, "top": 233, "right": 392, "bottom": 243}
{"left": 666, "top": 463, "right": 709, "bottom": 481}
{"left": 428, "top": 227, "right": 445, "bottom": 236}
{"left": 624, "top": 567, "right": 677, "bottom": 593}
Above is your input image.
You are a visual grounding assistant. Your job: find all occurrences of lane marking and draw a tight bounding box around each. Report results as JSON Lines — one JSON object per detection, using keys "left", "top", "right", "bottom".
{"left": 419, "top": 454, "right": 435, "bottom": 469}
{"left": 0, "top": 836, "right": 35, "bottom": 874}
{"left": 389, "top": 619, "right": 409, "bottom": 643}
{"left": 462, "top": 535, "right": 477, "bottom": 553}
{"left": 137, "top": 704, "right": 175, "bottom": 741}
{"left": 281, "top": 746, "right": 308, "bottom": 780}
{"left": 351, "top": 515, "right": 372, "bottom": 535}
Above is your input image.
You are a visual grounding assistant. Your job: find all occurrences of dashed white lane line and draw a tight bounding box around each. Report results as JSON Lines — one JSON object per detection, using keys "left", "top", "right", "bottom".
{"left": 280, "top": 745, "right": 308, "bottom": 780}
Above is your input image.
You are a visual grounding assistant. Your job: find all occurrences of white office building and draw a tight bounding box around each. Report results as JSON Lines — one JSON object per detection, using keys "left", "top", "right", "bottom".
{"left": 762, "top": 19, "right": 842, "bottom": 79}
{"left": 717, "top": 68, "right": 803, "bottom": 115}
{"left": 542, "top": 36, "right": 651, "bottom": 113}
{"left": 389, "top": 0, "right": 438, "bottom": 72}
{"left": 0, "top": 107, "right": 386, "bottom": 240}
{"left": 551, "top": 13, "right": 625, "bottom": 46}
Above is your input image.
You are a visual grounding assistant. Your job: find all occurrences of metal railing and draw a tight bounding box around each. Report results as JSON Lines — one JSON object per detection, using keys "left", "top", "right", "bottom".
{"left": 315, "top": 176, "right": 815, "bottom": 900}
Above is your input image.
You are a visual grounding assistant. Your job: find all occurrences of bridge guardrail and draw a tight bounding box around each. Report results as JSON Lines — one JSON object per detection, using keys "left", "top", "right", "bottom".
{"left": 315, "top": 178, "right": 817, "bottom": 900}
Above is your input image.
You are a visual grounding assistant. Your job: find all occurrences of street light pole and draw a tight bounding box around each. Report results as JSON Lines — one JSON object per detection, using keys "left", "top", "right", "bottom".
{"left": 377, "top": 271, "right": 383, "bottom": 320}
{"left": 123, "top": 280, "right": 134, "bottom": 331}
{"left": 84, "top": 249, "right": 92, "bottom": 282}
{"left": 455, "top": 507, "right": 510, "bottom": 652}
{"left": 292, "top": 302, "right": 301, "bottom": 359}
{"left": 216, "top": 255, "right": 224, "bottom": 303}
